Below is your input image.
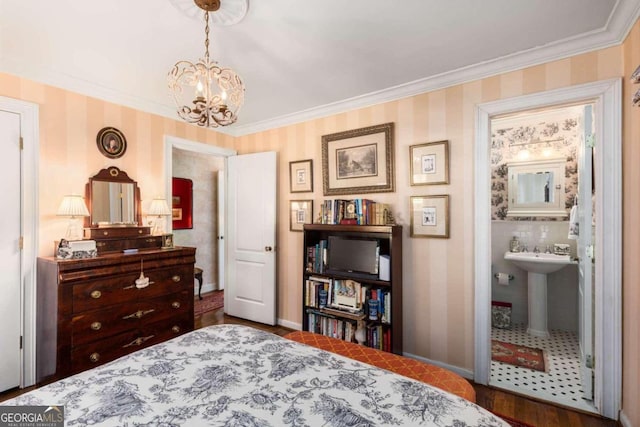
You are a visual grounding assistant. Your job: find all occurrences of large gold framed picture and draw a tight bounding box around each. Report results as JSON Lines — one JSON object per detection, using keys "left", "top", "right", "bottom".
{"left": 410, "top": 195, "right": 449, "bottom": 238}
{"left": 410, "top": 140, "right": 449, "bottom": 185}
{"left": 290, "top": 200, "right": 313, "bottom": 232}
{"left": 322, "top": 122, "right": 395, "bottom": 196}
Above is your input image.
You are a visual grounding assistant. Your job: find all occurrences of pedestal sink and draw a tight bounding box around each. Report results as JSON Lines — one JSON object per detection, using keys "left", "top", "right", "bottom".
{"left": 504, "top": 251, "right": 574, "bottom": 338}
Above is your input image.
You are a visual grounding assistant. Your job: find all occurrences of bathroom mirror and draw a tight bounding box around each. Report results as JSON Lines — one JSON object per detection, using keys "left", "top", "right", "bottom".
{"left": 85, "top": 166, "right": 142, "bottom": 227}
{"left": 507, "top": 158, "right": 567, "bottom": 217}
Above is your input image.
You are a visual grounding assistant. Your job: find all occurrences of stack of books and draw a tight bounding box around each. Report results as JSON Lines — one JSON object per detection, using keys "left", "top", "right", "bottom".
{"left": 319, "top": 199, "right": 392, "bottom": 225}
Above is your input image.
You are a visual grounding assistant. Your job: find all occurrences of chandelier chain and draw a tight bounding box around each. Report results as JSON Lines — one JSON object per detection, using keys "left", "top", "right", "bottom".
{"left": 204, "top": 11, "right": 210, "bottom": 63}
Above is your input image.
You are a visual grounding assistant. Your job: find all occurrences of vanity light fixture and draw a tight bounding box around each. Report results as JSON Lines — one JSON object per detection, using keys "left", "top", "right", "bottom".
{"left": 147, "top": 198, "right": 172, "bottom": 235}
{"left": 57, "top": 195, "right": 90, "bottom": 241}
{"left": 168, "top": 0, "right": 246, "bottom": 128}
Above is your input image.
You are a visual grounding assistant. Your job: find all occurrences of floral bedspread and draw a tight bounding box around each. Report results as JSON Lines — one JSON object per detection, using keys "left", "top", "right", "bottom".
{"left": 3, "top": 325, "right": 509, "bottom": 426}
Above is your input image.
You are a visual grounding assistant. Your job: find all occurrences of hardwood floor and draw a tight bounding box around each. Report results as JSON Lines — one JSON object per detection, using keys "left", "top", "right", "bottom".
{"left": 1, "top": 305, "right": 620, "bottom": 427}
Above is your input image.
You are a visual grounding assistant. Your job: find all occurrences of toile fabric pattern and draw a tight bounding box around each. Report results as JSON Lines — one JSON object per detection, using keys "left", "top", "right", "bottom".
{"left": 2, "top": 325, "right": 509, "bottom": 426}
{"left": 491, "top": 107, "right": 582, "bottom": 221}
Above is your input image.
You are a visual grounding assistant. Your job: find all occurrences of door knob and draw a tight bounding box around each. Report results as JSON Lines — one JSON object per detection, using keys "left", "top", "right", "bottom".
{"left": 265, "top": 246, "right": 273, "bottom": 252}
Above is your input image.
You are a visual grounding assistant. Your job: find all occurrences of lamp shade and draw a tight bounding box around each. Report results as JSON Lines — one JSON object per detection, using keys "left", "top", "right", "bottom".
{"left": 148, "top": 198, "right": 172, "bottom": 216}
{"left": 57, "top": 195, "right": 90, "bottom": 217}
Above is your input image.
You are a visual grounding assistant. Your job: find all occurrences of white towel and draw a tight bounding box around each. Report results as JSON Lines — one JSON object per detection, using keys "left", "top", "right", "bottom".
{"left": 568, "top": 205, "right": 579, "bottom": 240}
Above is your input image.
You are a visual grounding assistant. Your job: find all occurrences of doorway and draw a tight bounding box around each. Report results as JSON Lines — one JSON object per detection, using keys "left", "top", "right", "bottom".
{"left": 163, "top": 136, "right": 236, "bottom": 298}
{"left": 487, "top": 103, "right": 595, "bottom": 412}
{"left": 473, "top": 79, "right": 622, "bottom": 419}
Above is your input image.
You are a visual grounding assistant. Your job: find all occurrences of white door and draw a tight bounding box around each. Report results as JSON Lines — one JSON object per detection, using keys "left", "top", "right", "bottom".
{"left": 0, "top": 109, "right": 22, "bottom": 392}
{"left": 577, "top": 104, "right": 595, "bottom": 401}
{"left": 226, "top": 152, "right": 277, "bottom": 325}
{"left": 217, "top": 171, "right": 225, "bottom": 291}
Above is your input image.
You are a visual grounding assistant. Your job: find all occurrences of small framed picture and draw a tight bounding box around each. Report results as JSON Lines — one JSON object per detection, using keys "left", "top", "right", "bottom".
{"left": 410, "top": 195, "right": 449, "bottom": 238}
{"left": 289, "top": 159, "right": 313, "bottom": 193}
{"left": 290, "top": 200, "right": 313, "bottom": 232}
{"left": 410, "top": 140, "right": 449, "bottom": 185}
{"left": 162, "top": 233, "right": 174, "bottom": 249}
{"left": 96, "top": 127, "right": 127, "bottom": 159}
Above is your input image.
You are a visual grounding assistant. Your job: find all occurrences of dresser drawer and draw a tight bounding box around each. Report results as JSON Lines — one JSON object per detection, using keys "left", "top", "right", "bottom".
{"left": 71, "top": 290, "right": 192, "bottom": 346}
{"left": 72, "top": 265, "right": 192, "bottom": 313}
{"left": 71, "top": 314, "right": 192, "bottom": 373}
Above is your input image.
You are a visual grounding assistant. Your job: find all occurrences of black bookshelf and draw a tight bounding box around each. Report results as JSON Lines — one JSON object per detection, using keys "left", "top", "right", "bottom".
{"left": 302, "top": 224, "right": 403, "bottom": 354}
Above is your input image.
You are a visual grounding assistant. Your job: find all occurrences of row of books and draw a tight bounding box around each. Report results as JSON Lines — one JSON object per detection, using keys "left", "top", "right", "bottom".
{"left": 306, "top": 309, "right": 357, "bottom": 342}
{"left": 367, "top": 324, "right": 392, "bottom": 352}
{"left": 305, "top": 240, "right": 327, "bottom": 274}
{"left": 306, "top": 309, "right": 392, "bottom": 351}
{"left": 304, "top": 276, "right": 391, "bottom": 323}
{"left": 318, "top": 199, "right": 392, "bottom": 225}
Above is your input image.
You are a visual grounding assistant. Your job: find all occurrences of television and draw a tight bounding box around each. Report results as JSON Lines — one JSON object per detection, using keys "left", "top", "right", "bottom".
{"left": 327, "top": 235, "right": 379, "bottom": 276}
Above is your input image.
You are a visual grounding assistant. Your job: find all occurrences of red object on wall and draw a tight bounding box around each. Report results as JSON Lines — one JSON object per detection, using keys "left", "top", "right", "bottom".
{"left": 172, "top": 177, "right": 193, "bottom": 229}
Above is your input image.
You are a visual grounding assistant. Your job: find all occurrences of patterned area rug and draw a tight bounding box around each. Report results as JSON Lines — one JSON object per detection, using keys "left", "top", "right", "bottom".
{"left": 194, "top": 290, "right": 224, "bottom": 316}
{"left": 491, "top": 340, "right": 547, "bottom": 372}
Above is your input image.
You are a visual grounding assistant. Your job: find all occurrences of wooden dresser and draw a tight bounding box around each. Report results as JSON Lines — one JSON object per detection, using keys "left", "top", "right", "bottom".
{"left": 36, "top": 247, "right": 196, "bottom": 382}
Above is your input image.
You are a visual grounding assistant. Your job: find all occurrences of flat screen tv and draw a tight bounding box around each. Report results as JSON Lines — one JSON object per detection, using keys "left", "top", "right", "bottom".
{"left": 327, "top": 236, "right": 379, "bottom": 276}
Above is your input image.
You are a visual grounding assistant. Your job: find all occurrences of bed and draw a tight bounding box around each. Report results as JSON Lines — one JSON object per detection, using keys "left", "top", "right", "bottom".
{"left": 2, "top": 325, "right": 509, "bottom": 426}
{"left": 284, "top": 330, "right": 476, "bottom": 402}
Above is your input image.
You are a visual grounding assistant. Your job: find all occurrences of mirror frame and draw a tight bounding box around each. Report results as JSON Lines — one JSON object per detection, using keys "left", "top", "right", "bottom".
{"left": 506, "top": 158, "right": 567, "bottom": 217}
{"left": 84, "top": 166, "right": 142, "bottom": 227}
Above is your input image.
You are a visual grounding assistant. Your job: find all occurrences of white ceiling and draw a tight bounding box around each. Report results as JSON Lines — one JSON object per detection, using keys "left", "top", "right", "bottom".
{"left": 1, "top": 0, "right": 638, "bottom": 136}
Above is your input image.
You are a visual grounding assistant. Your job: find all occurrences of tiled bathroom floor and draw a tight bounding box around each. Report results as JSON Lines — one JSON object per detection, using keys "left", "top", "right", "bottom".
{"left": 489, "top": 324, "right": 597, "bottom": 413}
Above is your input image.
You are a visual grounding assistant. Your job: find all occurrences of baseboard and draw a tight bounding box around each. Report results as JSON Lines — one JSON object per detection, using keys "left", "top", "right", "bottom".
{"left": 193, "top": 282, "right": 215, "bottom": 296}
{"left": 619, "top": 410, "right": 631, "bottom": 427}
{"left": 278, "top": 318, "right": 301, "bottom": 331}
{"left": 402, "top": 351, "right": 474, "bottom": 380}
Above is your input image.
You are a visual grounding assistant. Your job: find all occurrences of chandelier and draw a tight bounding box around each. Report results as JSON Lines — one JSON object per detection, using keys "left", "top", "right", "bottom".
{"left": 168, "top": 0, "right": 245, "bottom": 128}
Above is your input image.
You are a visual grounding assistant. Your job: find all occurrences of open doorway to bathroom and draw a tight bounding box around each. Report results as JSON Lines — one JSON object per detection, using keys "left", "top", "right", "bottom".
{"left": 474, "top": 79, "right": 622, "bottom": 420}
{"left": 488, "top": 103, "right": 596, "bottom": 413}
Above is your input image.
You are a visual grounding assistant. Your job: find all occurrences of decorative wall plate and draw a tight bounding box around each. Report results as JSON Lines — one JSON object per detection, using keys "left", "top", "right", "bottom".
{"left": 96, "top": 127, "right": 127, "bottom": 159}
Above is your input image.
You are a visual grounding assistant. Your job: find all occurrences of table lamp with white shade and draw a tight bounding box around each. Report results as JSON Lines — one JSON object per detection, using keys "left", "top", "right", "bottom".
{"left": 57, "top": 195, "right": 90, "bottom": 241}
{"left": 147, "top": 198, "right": 172, "bottom": 236}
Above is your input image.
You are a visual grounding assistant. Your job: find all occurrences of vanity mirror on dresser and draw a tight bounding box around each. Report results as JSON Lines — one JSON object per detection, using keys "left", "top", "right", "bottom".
{"left": 36, "top": 167, "right": 196, "bottom": 383}
{"left": 84, "top": 166, "right": 162, "bottom": 253}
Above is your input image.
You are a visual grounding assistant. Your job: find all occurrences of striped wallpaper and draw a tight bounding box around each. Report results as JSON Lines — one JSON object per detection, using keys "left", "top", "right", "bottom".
{"left": 0, "top": 17, "right": 638, "bottom": 424}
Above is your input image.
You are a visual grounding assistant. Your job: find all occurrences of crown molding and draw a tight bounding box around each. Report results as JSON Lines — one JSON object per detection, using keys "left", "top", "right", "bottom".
{"left": 232, "top": 0, "right": 640, "bottom": 136}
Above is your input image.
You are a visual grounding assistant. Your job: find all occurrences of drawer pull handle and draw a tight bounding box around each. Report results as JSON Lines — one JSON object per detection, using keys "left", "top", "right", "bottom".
{"left": 145, "top": 238, "right": 156, "bottom": 243}
{"left": 102, "top": 231, "right": 109, "bottom": 236}
{"left": 122, "top": 309, "right": 155, "bottom": 320}
{"left": 89, "top": 352, "right": 100, "bottom": 363}
{"left": 172, "top": 275, "right": 181, "bottom": 282}
{"left": 172, "top": 325, "right": 181, "bottom": 333}
{"left": 171, "top": 301, "right": 181, "bottom": 309}
{"left": 122, "top": 335, "right": 154, "bottom": 348}
{"left": 90, "top": 290, "right": 102, "bottom": 299}
{"left": 96, "top": 242, "right": 106, "bottom": 247}
{"left": 138, "top": 230, "right": 143, "bottom": 234}
{"left": 90, "top": 322, "right": 102, "bottom": 331}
